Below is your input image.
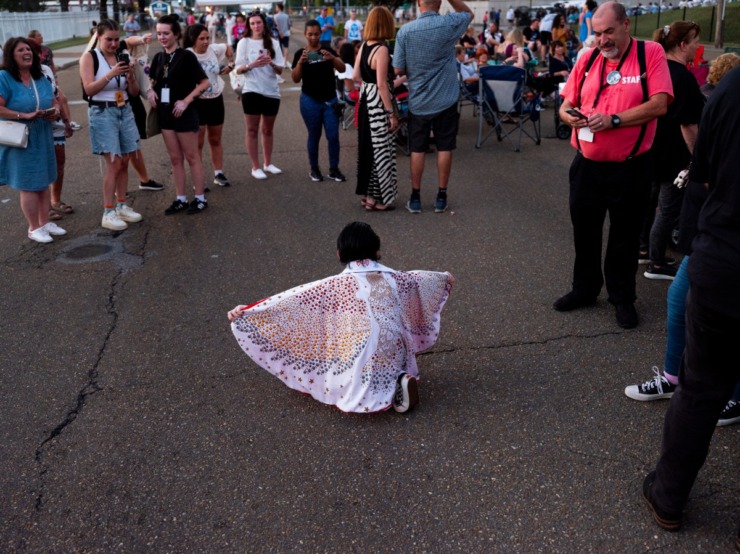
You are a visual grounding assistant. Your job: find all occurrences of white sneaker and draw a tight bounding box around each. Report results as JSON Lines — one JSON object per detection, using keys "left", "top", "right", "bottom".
{"left": 102, "top": 210, "right": 128, "bottom": 231}
{"left": 42, "top": 221, "right": 67, "bottom": 236}
{"left": 116, "top": 204, "right": 143, "bottom": 223}
{"left": 28, "top": 227, "right": 53, "bottom": 243}
{"left": 263, "top": 164, "right": 283, "bottom": 175}
{"left": 251, "top": 168, "right": 268, "bottom": 180}
{"left": 69, "top": 121, "right": 82, "bottom": 131}
{"left": 276, "top": 76, "right": 285, "bottom": 84}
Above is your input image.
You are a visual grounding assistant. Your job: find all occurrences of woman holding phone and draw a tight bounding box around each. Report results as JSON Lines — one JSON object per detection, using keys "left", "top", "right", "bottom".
{"left": 81, "top": 19, "right": 143, "bottom": 231}
{"left": 235, "top": 11, "right": 284, "bottom": 180}
{"left": 291, "top": 19, "right": 346, "bottom": 182}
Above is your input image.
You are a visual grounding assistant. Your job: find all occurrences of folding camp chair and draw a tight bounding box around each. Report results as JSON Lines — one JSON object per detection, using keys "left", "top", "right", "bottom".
{"left": 476, "top": 64, "right": 541, "bottom": 152}
{"left": 458, "top": 64, "right": 479, "bottom": 117}
{"left": 336, "top": 76, "right": 357, "bottom": 131}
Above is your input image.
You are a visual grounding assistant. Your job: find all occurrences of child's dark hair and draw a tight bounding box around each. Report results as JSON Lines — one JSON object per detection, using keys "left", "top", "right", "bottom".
{"left": 337, "top": 222, "right": 381, "bottom": 264}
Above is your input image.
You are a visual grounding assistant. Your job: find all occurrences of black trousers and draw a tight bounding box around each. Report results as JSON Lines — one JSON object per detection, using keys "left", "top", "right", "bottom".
{"left": 651, "top": 288, "right": 740, "bottom": 514}
{"left": 568, "top": 152, "right": 652, "bottom": 305}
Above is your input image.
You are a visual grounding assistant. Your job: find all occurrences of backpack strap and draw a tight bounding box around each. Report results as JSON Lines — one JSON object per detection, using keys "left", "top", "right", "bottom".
{"left": 574, "top": 47, "right": 601, "bottom": 152}
{"left": 81, "top": 49, "right": 99, "bottom": 103}
{"left": 627, "top": 39, "right": 648, "bottom": 159}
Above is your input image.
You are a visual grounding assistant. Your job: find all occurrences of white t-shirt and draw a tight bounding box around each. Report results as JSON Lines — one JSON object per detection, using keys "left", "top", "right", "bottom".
{"left": 345, "top": 19, "right": 363, "bottom": 41}
{"left": 235, "top": 37, "right": 285, "bottom": 99}
{"left": 188, "top": 43, "right": 227, "bottom": 99}
{"left": 206, "top": 13, "right": 219, "bottom": 29}
{"left": 225, "top": 16, "right": 236, "bottom": 40}
{"left": 540, "top": 13, "right": 557, "bottom": 33}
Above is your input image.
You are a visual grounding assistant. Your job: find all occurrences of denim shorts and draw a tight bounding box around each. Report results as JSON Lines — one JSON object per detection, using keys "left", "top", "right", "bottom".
{"left": 88, "top": 104, "right": 140, "bottom": 156}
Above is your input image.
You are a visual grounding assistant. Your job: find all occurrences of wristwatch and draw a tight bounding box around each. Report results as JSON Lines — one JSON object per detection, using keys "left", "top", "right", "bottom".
{"left": 611, "top": 114, "right": 621, "bottom": 128}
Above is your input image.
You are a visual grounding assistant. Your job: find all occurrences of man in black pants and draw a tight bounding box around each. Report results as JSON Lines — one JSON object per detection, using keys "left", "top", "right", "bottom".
{"left": 642, "top": 66, "right": 740, "bottom": 547}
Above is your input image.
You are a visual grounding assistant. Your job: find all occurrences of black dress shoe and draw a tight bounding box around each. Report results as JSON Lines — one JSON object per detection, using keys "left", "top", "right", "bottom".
{"left": 642, "top": 470, "right": 682, "bottom": 531}
{"left": 616, "top": 303, "right": 638, "bottom": 329}
{"left": 553, "top": 291, "right": 597, "bottom": 312}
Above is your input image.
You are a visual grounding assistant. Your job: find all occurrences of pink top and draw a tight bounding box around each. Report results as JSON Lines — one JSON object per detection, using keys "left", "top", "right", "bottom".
{"left": 561, "top": 40, "right": 673, "bottom": 162}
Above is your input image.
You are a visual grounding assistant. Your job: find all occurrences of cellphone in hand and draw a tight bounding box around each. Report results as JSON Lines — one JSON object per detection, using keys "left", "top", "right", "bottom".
{"left": 117, "top": 52, "right": 130, "bottom": 66}
{"left": 307, "top": 50, "right": 323, "bottom": 62}
{"left": 43, "top": 107, "right": 56, "bottom": 115}
{"left": 565, "top": 108, "right": 588, "bottom": 120}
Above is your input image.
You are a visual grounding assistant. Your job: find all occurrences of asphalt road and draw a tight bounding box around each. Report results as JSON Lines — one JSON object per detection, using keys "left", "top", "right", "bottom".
{"left": 0, "top": 36, "right": 737, "bottom": 552}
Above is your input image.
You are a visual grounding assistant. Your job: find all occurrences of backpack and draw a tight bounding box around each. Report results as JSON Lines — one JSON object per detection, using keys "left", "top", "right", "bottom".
{"left": 81, "top": 49, "right": 99, "bottom": 103}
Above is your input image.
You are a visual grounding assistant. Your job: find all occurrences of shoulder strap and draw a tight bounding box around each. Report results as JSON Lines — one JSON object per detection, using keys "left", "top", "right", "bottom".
{"left": 82, "top": 49, "right": 98, "bottom": 104}
{"left": 576, "top": 47, "right": 601, "bottom": 108}
{"left": 90, "top": 49, "right": 99, "bottom": 75}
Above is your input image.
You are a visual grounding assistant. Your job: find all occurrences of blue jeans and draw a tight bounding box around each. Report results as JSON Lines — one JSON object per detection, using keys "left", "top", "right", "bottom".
{"left": 664, "top": 256, "right": 690, "bottom": 378}
{"left": 299, "top": 93, "right": 340, "bottom": 171}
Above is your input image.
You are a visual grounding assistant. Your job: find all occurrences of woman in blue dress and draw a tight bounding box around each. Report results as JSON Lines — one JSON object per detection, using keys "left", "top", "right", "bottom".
{"left": 0, "top": 37, "right": 63, "bottom": 243}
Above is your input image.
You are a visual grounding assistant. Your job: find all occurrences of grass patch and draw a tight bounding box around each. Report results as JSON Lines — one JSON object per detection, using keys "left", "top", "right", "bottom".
{"left": 630, "top": 2, "right": 739, "bottom": 46}
{"left": 48, "top": 35, "right": 92, "bottom": 50}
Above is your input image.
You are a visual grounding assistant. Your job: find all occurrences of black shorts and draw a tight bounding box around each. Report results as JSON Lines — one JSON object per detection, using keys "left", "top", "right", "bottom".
{"left": 539, "top": 30, "right": 552, "bottom": 46}
{"left": 195, "top": 95, "right": 225, "bottom": 127}
{"left": 280, "top": 36, "right": 289, "bottom": 48}
{"left": 241, "top": 92, "right": 281, "bottom": 117}
{"left": 408, "top": 102, "right": 459, "bottom": 153}
{"left": 158, "top": 104, "right": 200, "bottom": 133}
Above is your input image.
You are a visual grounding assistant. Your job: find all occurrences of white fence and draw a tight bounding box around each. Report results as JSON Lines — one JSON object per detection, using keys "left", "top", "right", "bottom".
{"left": 0, "top": 12, "right": 96, "bottom": 46}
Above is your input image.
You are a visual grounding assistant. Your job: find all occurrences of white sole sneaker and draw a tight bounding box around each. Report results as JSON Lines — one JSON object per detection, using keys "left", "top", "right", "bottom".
{"left": 263, "top": 164, "right": 283, "bottom": 175}
{"left": 28, "top": 228, "right": 53, "bottom": 243}
{"left": 101, "top": 213, "right": 128, "bottom": 231}
{"left": 251, "top": 168, "right": 268, "bottom": 180}
{"left": 43, "top": 222, "right": 67, "bottom": 236}
{"left": 393, "top": 374, "right": 419, "bottom": 413}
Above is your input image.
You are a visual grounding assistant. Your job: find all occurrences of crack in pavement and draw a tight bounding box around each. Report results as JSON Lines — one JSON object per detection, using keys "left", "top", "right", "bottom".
{"left": 32, "top": 268, "right": 123, "bottom": 513}
{"left": 30, "top": 228, "right": 150, "bottom": 516}
{"left": 419, "top": 331, "right": 623, "bottom": 357}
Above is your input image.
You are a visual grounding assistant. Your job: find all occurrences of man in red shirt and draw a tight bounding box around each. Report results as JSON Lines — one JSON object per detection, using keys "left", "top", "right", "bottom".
{"left": 553, "top": 1, "right": 673, "bottom": 328}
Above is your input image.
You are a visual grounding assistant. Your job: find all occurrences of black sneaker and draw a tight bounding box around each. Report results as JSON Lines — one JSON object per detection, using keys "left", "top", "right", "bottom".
{"left": 139, "top": 179, "right": 164, "bottom": 191}
{"left": 327, "top": 168, "right": 346, "bottom": 182}
{"left": 309, "top": 167, "right": 324, "bottom": 182}
{"left": 392, "top": 373, "right": 419, "bottom": 413}
{"left": 553, "top": 291, "right": 597, "bottom": 312}
{"left": 642, "top": 471, "right": 682, "bottom": 531}
{"left": 615, "top": 303, "right": 638, "bottom": 329}
{"left": 644, "top": 262, "right": 677, "bottom": 280}
{"left": 187, "top": 198, "right": 208, "bottom": 214}
{"left": 164, "top": 199, "right": 188, "bottom": 215}
{"left": 624, "top": 366, "right": 677, "bottom": 401}
{"left": 717, "top": 399, "right": 740, "bottom": 427}
{"left": 214, "top": 173, "right": 231, "bottom": 187}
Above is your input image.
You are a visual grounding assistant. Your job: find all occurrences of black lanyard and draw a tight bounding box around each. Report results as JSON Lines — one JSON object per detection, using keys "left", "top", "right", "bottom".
{"left": 590, "top": 38, "right": 633, "bottom": 112}
{"left": 100, "top": 49, "right": 122, "bottom": 89}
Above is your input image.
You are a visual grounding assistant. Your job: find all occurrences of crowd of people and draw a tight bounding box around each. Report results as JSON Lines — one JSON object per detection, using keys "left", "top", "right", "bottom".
{"left": 1, "top": 3, "right": 739, "bottom": 543}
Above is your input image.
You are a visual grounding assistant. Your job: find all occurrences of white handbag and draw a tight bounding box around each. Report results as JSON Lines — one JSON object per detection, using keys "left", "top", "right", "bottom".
{"left": 0, "top": 120, "right": 30, "bottom": 148}
{"left": 0, "top": 78, "right": 40, "bottom": 149}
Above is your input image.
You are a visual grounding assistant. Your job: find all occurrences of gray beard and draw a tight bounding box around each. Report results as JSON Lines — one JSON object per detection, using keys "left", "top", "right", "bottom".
{"left": 600, "top": 47, "right": 620, "bottom": 60}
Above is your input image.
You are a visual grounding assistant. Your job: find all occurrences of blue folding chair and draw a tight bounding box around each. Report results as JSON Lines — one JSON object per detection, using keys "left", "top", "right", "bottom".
{"left": 476, "top": 64, "right": 541, "bottom": 152}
